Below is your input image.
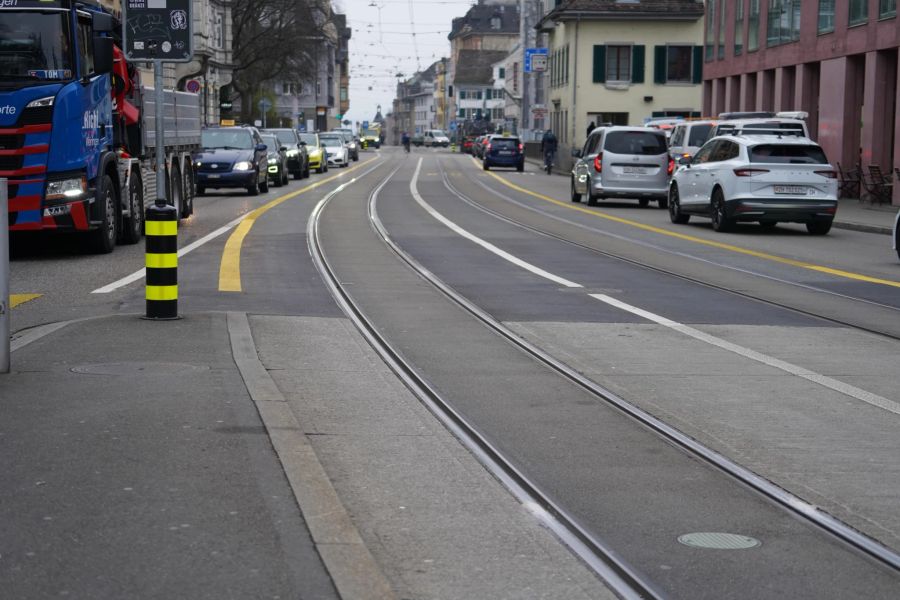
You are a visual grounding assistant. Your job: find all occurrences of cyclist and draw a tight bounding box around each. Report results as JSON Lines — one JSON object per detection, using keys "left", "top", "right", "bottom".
{"left": 401, "top": 131, "right": 411, "bottom": 153}
{"left": 540, "top": 129, "right": 558, "bottom": 174}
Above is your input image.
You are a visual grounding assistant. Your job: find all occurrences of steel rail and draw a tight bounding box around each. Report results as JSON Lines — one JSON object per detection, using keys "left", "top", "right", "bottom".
{"left": 431, "top": 157, "right": 900, "bottom": 573}
{"left": 308, "top": 160, "right": 663, "bottom": 600}
{"left": 443, "top": 158, "right": 900, "bottom": 343}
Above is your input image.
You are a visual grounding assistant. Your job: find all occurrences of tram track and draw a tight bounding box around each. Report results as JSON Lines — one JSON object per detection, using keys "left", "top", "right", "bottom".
{"left": 310, "top": 156, "right": 900, "bottom": 598}
{"left": 442, "top": 157, "right": 900, "bottom": 342}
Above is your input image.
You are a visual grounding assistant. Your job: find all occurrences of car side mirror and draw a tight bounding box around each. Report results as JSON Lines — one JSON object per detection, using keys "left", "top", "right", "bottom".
{"left": 571, "top": 149, "right": 582, "bottom": 158}
{"left": 299, "top": 141, "right": 307, "bottom": 145}
{"left": 280, "top": 146, "right": 288, "bottom": 152}
{"left": 678, "top": 156, "right": 691, "bottom": 166}
{"left": 256, "top": 143, "right": 267, "bottom": 152}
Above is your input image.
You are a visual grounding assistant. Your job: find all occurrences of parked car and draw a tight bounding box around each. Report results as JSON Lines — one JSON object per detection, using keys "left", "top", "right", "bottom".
{"left": 482, "top": 135, "right": 524, "bottom": 172}
{"left": 263, "top": 128, "right": 309, "bottom": 179}
{"left": 194, "top": 126, "right": 269, "bottom": 196}
{"left": 410, "top": 134, "right": 425, "bottom": 147}
{"left": 668, "top": 120, "right": 717, "bottom": 161}
{"left": 260, "top": 133, "right": 289, "bottom": 187}
{"left": 424, "top": 129, "right": 451, "bottom": 147}
{"left": 461, "top": 136, "right": 475, "bottom": 154}
{"left": 570, "top": 126, "right": 673, "bottom": 207}
{"left": 894, "top": 210, "right": 900, "bottom": 260}
{"left": 667, "top": 135, "right": 838, "bottom": 234}
{"left": 299, "top": 133, "right": 328, "bottom": 173}
{"left": 319, "top": 132, "right": 349, "bottom": 167}
{"left": 474, "top": 135, "right": 490, "bottom": 158}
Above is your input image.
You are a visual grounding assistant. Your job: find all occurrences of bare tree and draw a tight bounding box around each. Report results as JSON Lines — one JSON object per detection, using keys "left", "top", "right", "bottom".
{"left": 230, "top": 0, "right": 335, "bottom": 122}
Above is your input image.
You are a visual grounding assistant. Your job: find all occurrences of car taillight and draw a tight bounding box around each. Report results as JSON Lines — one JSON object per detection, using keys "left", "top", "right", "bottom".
{"left": 486, "top": 143, "right": 492, "bottom": 151}
{"left": 518, "top": 143, "right": 524, "bottom": 152}
{"left": 814, "top": 170, "right": 837, "bottom": 179}
{"left": 593, "top": 153, "right": 603, "bottom": 173}
{"left": 733, "top": 168, "right": 770, "bottom": 176}
{"left": 667, "top": 158, "right": 675, "bottom": 176}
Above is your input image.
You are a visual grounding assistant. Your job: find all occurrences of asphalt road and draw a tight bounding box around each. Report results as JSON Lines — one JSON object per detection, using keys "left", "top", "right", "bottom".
{"left": 6, "top": 146, "right": 900, "bottom": 598}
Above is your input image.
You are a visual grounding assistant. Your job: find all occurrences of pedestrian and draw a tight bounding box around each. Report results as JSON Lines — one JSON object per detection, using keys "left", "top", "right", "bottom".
{"left": 540, "top": 129, "right": 558, "bottom": 174}
{"left": 401, "top": 131, "right": 411, "bottom": 153}
{"left": 586, "top": 121, "right": 596, "bottom": 138}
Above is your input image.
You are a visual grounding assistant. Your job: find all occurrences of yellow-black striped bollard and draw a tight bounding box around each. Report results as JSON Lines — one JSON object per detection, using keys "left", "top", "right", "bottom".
{"left": 145, "top": 202, "right": 179, "bottom": 319}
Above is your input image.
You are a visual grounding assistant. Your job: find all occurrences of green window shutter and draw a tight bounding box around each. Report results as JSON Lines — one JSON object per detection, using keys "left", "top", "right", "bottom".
{"left": 692, "top": 46, "right": 703, "bottom": 83}
{"left": 593, "top": 45, "right": 606, "bottom": 83}
{"left": 631, "top": 45, "right": 645, "bottom": 83}
{"left": 654, "top": 46, "right": 667, "bottom": 84}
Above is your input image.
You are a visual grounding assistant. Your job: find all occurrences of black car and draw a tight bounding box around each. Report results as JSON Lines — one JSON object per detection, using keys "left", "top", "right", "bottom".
{"left": 260, "top": 133, "right": 289, "bottom": 187}
{"left": 482, "top": 135, "right": 524, "bottom": 172}
{"left": 194, "top": 126, "right": 269, "bottom": 196}
{"left": 264, "top": 128, "right": 309, "bottom": 179}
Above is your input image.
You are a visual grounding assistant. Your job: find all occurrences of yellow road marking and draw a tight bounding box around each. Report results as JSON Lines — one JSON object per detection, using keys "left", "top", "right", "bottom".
{"left": 219, "top": 157, "right": 380, "bottom": 292}
{"left": 10, "top": 294, "right": 42, "bottom": 308}
{"left": 473, "top": 157, "right": 900, "bottom": 289}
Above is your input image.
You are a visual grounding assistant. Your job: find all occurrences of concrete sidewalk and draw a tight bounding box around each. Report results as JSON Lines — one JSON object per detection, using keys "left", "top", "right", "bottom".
{"left": 1, "top": 312, "right": 616, "bottom": 600}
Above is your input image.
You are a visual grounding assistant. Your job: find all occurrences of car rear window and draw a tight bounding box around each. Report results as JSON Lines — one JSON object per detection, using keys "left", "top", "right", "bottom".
{"left": 604, "top": 131, "right": 667, "bottom": 155}
{"left": 687, "top": 124, "right": 713, "bottom": 146}
{"left": 274, "top": 131, "right": 296, "bottom": 145}
{"left": 749, "top": 144, "right": 828, "bottom": 164}
{"left": 491, "top": 138, "right": 519, "bottom": 149}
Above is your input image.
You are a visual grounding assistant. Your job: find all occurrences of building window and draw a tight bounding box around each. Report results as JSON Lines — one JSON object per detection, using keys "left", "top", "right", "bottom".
{"left": 667, "top": 46, "right": 693, "bottom": 83}
{"left": 850, "top": 0, "right": 868, "bottom": 25}
{"left": 819, "top": 0, "right": 835, "bottom": 32}
{"left": 607, "top": 45, "right": 631, "bottom": 82}
{"left": 767, "top": 0, "right": 801, "bottom": 46}
{"left": 705, "top": 0, "right": 715, "bottom": 60}
{"left": 880, "top": 0, "right": 897, "bottom": 18}
{"left": 735, "top": 0, "right": 744, "bottom": 55}
{"left": 498, "top": 67, "right": 506, "bottom": 79}
{"left": 718, "top": 0, "right": 726, "bottom": 59}
{"left": 748, "top": 0, "right": 760, "bottom": 51}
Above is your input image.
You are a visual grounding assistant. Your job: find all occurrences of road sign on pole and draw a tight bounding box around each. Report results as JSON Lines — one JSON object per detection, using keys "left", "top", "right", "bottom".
{"left": 123, "top": 0, "right": 193, "bottom": 62}
{"left": 258, "top": 98, "right": 272, "bottom": 129}
{"left": 524, "top": 48, "right": 549, "bottom": 73}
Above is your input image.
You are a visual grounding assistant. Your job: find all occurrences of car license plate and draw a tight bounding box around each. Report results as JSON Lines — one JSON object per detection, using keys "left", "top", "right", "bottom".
{"left": 774, "top": 185, "right": 806, "bottom": 194}
{"left": 498, "top": 150, "right": 512, "bottom": 155}
{"left": 208, "top": 174, "right": 221, "bottom": 179}
{"left": 623, "top": 166, "right": 647, "bottom": 174}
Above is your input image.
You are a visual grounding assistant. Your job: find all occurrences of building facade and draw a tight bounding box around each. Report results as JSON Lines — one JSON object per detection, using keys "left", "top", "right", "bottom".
{"left": 537, "top": 0, "right": 705, "bottom": 157}
{"left": 702, "top": 0, "right": 900, "bottom": 204}
{"left": 455, "top": 49, "right": 510, "bottom": 131}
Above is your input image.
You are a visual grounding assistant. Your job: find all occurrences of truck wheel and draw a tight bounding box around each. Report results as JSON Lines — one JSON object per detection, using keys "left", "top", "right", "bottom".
{"left": 181, "top": 160, "right": 194, "bottom": 218}
{"left": 120, "top": 168, "right": 143, "bottom": 245}
{"left": 90, "top": 173, "right": 117, "bottom": 254}
{"left": 169, "top": 163, "right": 183, "bottom": 217}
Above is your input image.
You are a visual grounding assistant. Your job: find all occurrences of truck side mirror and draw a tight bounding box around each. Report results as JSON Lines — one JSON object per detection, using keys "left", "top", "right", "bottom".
{"left": 93, "top": 37, "right": 113, "bottom": 75}
{"left": 256, "top": 143, "right": 267, "bottom": 152}
{"left": 92, "top": 12, "right": 114, "bottom": 33}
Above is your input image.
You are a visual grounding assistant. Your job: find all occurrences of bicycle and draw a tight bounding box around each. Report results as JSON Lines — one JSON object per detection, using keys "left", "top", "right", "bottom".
{"left": 543, "top": 150, "right": 556, "bottom": 174}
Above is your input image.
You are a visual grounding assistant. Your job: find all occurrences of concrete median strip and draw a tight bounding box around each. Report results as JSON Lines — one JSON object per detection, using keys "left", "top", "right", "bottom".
{"left": 226, "top": 311, "right": 395, "bottom": 600}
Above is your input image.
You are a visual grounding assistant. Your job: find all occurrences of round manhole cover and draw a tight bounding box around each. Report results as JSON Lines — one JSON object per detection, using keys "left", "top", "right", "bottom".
{"left": 677, "top": 532, "right": 761, "bottom": 550}
{"left": 71, "top": 362, "right": 208, "bottom": 376}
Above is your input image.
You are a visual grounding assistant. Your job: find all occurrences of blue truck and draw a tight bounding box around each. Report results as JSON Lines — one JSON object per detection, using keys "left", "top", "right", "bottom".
{"left": 0, "top": 0, "right": 200, "bottom": 253}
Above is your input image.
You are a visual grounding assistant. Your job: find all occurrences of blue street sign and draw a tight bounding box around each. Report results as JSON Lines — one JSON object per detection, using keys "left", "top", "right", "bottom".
{"left": 449, "top": 121, "right": 458, "bottom": 131}
{"left": 524, "top": 48, "right": 549, "bottom": 73}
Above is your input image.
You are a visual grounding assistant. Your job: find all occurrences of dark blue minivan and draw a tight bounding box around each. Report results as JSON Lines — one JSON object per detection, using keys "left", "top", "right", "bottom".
{"left": 482, "top": 135, "right": 525, "bottom": 172}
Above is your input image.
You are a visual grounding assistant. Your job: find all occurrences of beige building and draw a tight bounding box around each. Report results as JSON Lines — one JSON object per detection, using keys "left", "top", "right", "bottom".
{"left": 537, "top": 0, "right": 705, "bottom": 155}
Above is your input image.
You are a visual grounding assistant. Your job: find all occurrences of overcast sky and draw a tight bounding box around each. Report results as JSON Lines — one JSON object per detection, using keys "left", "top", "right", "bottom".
{"left": 334, "top": 0, "right": 474, "bottom": 126}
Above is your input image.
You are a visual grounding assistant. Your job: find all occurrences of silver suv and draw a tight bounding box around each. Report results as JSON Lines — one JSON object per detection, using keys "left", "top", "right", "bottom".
{"left": 571, "top": 126, "right": 673, "bottom": 208}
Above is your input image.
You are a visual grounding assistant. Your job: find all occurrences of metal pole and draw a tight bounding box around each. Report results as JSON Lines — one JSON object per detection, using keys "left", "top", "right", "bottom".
{"left": 1, "top": 178, "right": 9, "bottom": 373}
{"left": 154, "top": 60, "right": 166, "bottom": 206}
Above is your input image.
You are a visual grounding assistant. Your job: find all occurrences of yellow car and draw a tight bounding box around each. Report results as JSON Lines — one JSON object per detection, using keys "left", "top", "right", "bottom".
{"left": 300, "top": 133, "right": 328, "bottom": 173}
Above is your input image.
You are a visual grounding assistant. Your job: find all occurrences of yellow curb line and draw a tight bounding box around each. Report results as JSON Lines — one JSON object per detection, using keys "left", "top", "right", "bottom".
{"left": 10, "top": 294, "right": 42, "bottom": 309}
{"left": 219, "top": 158, "right": 380, "bottom": 292}
{"left": 472, "top": 157, "right": 900, "bottom": 289}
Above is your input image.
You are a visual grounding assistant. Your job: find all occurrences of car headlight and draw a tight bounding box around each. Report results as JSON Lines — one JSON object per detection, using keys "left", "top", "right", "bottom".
{"left": 233, "top": 161, "right": 253, "bottom": 171}
{"left": 46, "top": 176, "right": 86, "bottom": 200}
{"left": 268, "top": 157, "right": 278, "bottom": 164}
{"left": 195, "top": 161, "right": 202, "bottom": 168}
{"left": 287, "top": 149, "right": 299, "bottom": 157}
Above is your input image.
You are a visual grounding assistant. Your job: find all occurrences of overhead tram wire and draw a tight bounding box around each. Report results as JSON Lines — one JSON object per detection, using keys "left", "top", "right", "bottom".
{"left": 408, "top": 0, "right": 421, "bottom": 72}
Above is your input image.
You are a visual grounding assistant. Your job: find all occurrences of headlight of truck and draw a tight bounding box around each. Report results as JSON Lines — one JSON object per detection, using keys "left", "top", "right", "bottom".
{"left": 27, "top": 96, "right": 55, "bottom": 109}
{"left": 233, "top": 161, "right": 253, "bottom": 171}
{"left": 46, "top": 176, "right": 86, "bottom": 201}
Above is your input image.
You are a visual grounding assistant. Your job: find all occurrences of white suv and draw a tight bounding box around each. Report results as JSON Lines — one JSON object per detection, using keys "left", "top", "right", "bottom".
{"left": 667, "top": 135, "right": 838, "bottom": 234}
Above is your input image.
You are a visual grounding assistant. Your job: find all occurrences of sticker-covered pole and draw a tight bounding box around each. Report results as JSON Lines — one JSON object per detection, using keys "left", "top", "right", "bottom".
{"left": 1, "top": 179, "right": 9, "bottom": 372}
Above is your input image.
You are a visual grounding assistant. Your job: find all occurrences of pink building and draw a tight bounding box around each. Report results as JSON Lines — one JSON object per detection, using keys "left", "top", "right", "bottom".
{"left": 702, "top": 0, "right": 900, "bottom": 205}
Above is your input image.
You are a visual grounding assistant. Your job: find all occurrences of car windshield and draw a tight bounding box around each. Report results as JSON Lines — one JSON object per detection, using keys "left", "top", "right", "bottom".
{"left": 749, "top": 144, "right": 828, "bottom": 164}
{"left": 299, "top": 134, "right": 319, "bottom": 147}
{"left": 319, "top": 135, "right": 342, "bottom": 146}
{"left": 260, "top": 135, "right": 279, "bottom": 151}
{"left": 430, "top": 130, "right": 447, "bottom": 137}
{"left": 688, "top": 124, "right": 713, "bottom": 146}
{"left": 604, "top": 131, "right": 667, "bottom": 155}
{"left": 274, "top": 131, "right": 297, "bottom": 146}
{"left": 0, "top": 12, "right": 73, "bottom": 84}
{"left": 202, "top": 129, "right": 254, "bottom": 150}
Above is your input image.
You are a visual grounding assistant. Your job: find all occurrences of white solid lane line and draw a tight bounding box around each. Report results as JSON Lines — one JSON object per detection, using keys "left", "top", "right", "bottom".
{"left": 591, "top": 293, "right": 900, "bottom": 417}
{"left": 409, "top": 158, "right": 582, "bottom": 289}
{"left": 91, "top": 215, "right": 246, "bottom": 294}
